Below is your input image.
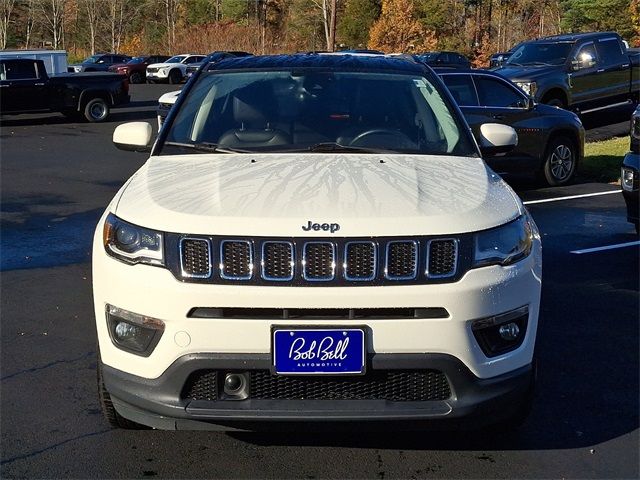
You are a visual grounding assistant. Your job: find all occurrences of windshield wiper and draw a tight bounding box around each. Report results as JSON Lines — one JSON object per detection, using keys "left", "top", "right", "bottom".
{"left": 302, "top": 142, "right": 396, "bottom": 154}
{"left": 164, "top": 141, "right": 250, "bottom": 154}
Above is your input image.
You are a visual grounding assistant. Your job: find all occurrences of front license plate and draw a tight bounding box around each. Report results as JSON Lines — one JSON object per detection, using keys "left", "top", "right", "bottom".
{"left": 273, "top": 328, "right": 366, "bottom": 375}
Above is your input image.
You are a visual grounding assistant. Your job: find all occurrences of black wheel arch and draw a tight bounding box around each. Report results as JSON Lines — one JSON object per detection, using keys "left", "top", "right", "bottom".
{"left": 78, "top": 89, "right": 114, "bottom": 110}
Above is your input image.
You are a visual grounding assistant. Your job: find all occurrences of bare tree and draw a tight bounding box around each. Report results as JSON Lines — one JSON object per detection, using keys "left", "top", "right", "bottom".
{"left": 107, "top": 0, "right": 127, "bottom": 53}
{"left": 310, "top": 0, "right": 338, "bottom": 51}
{"left": 164, "top": 0, "right": 180, "bottom": 50}
{"left": 38, "top": 0, "right": 65, "bottom": 48}
{"left": 83, "top": 0, "right": 103, "bottom": 54}
{"left": 0, "top": 0, "right": 15, "bottom": 49}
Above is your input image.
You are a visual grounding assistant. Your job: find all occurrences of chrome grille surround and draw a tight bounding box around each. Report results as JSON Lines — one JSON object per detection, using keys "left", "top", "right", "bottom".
{"left": 426, "top": 239, "right": 458, "bottom": 279}
{"left": 261, "top": 241, "right": 295, "bottom": 281}
{"left": 302, "top": 241, "right": 336, "bottom": 281}
{"left": 219, "top": 240, "right": 253, "bottom": 280}
{"left": 170, "top": 235, "right": 465, "bottom": 286}
{"left": 179, "top": 238, "right": 212, "bottom": 278}
{"left": 385, "top": 240, "right": 419, "bottom": 280}
{"left": 344, "top": 241, "right": 377, "bottom": 281}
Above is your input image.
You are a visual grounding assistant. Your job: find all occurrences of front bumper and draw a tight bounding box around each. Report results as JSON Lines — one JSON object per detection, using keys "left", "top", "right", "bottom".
{"left": 104, "top": 353, "right": 534, "bottom": 430}
{"left": 146, "top": 71, "right": 169, "bottom": 80}
{"left": 622, "top": 151, "right": 639, "bottom": 224}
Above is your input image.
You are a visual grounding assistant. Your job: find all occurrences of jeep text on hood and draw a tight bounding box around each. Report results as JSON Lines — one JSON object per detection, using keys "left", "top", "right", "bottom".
{"left": 95, "top": 54, "right": 541, "bottom": 432}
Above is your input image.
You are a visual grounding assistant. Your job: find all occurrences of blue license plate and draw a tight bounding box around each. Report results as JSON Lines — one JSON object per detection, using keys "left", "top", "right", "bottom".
{"left": 273, "top": 328, "right": 366, "bottom": 375}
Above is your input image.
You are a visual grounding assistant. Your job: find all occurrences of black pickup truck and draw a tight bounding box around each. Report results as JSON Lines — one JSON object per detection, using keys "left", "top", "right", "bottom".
{"left": 0, "top": 58, "right": 130, "bottom": 122}
{"left": 493, "top": 32, "right": 639, "bottom": 113}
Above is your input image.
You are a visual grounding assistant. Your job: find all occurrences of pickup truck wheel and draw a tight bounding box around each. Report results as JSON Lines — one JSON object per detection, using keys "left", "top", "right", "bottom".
{"left": 129, "top": 72, "right": 143, "bottom": 84}
{"left": 541, "top": 136, "right": 576, "bottom": 186}
{"left": 83, "top": 98, "right": 110, "bottom": 122}
{"left": 97, "top": 357, "right": 147, "bottom": 430}
{"left": 168, "top": 69, "right": 182, "bottom": 84}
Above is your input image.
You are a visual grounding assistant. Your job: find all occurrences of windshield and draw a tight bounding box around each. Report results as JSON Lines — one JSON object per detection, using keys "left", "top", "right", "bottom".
{"left": 127, "top": 57, "right": 147, "bottom": 64}
{"left": 506, "top": 43, "right": 572, "bottom": 66}
{"left": 83, "top": 55, "right": 101, "bottom": 64}
{"left": 162, "top": 69, "right": 476, "bottom": 157}
{"left": 166, "top": 55, "right": 186, "bottom": 63}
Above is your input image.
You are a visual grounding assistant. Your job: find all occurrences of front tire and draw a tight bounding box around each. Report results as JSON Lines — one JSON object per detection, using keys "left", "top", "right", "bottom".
{"left": 83, "top": 97, "right": 110, "bottom": 123}
{"left": 97, "top": 357, "right": 147, "bottom": 430}
{"left": 168, "top": 69, "right": 182, "bottom": 84}
{"left": 541, "top": 136, "right": 577, "bottom": 186}
{"left": 129, "top": 72, "right": 143, "bottom": 84}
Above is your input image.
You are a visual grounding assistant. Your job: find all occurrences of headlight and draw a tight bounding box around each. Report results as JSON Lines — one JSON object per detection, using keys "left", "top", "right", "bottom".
{"left": 631, "top": 114, "right": 640, "bottom": 140}
{"left": 473, "top": 214, "right": 534, "bottom": 268}
{"left": 516, "top": 81, "right": 537, "bottom": 97}
{"left": 622, "top": 167, "right": 637, "bottom": 191}
{"left": 103, "top": 213, "right": 164, "bottom": 266}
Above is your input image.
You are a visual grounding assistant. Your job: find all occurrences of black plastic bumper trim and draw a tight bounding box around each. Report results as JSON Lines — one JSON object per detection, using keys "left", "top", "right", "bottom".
{"left": 102, "top": 353, "right": 533, "bottom": 430}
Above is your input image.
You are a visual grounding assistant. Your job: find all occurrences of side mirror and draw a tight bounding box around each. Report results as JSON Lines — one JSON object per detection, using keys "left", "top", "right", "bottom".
{"left": 478, "top": 123, "right": 518, "bottom": 157}
{"left": 572, "top": 52, "right": 596, "bottom": 71}
{"left": 113, "top": 122, "right": 152, "bottom": 152}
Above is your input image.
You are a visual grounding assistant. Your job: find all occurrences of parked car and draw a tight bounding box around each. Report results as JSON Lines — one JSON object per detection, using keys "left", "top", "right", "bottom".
{"left": 108, "top": 55, "right": 170, "bottom": 84}
{"left": 0, "top": 49, "right": 68, "bottom": 75}
{"left": 437, "top": 69, "right": 584, "bottom": 185}
{"left": 184, "top": 51, "right": 253, "bottom": 80}
{"left": 490, "top": 51, "right": 513, "bottom": 69}
{"left": 622, "top": 105, "right": 639, "bottom": 234}
{"left": 146, "top": 54, "right": 206, "bottom": 84}
{"left": 0, "top": 58, "right": 129, "bottom": 122}
{"left": 96, "top": 53, "right": 541, "bottom": 431}
{"left": 493, "top": 32, "right": 640, "bottom": 112}
{"left": 68, "top": 53, "right": 131, "bottom": 73}
{"left": 414, "top": 51, "right": 471, "bottom": 69}
{"left": 157, "top": 90, "right": 180, "bottom": 128}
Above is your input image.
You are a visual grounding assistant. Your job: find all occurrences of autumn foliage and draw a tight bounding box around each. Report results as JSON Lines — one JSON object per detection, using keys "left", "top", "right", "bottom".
{"left": 368, "top": 0, "right": 437, "bottom": 53}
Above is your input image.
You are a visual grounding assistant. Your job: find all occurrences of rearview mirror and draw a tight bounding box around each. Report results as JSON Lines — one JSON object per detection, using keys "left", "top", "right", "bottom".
{"left": 113, "top": 122, "right": 152, "bottom": 152}
{"left": 478, "top": 123, "right": 518, "bottom": 157}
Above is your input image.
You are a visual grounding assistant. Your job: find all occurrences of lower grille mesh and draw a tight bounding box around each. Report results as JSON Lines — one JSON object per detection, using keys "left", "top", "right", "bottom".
{"left": 183, "top": 370, "right": 451, "bottom": 402}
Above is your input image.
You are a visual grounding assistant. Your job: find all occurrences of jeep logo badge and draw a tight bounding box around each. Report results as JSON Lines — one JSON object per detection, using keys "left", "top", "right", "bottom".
{"left": 302, "top": 220, "right": 341, "bottom": 233}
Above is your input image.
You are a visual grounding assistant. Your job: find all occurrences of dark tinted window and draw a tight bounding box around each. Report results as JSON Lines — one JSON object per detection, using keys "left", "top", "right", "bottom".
{"left": 440, "top": 74, "right": 478, "bottom": 106}
{"left": 474, "top": 76, "right": 527, "bottom": 108}
{"left": 114, "top": 56, "right": 129, "bottom": 63}
{"left": 3, "top": 60, "right": 38, "bottom": 80}
{"left": 575, "top": 42, "right": 598, "bottom": 63}
{"left": 596, "top": 38, "right": 624, "bottom": 64}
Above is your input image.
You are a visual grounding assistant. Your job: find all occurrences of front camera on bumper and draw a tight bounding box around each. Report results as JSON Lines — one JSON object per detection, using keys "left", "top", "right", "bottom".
{"left": 106, "top": 304, "right": 165, "bottom": 357}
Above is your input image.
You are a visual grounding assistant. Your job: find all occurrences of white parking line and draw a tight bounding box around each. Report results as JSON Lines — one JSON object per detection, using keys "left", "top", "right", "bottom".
{"left": 523, "top": 190, "right": 621, "bottom": 205}
{"left": 571, "top": 241, "right": 640, "bottom": 255}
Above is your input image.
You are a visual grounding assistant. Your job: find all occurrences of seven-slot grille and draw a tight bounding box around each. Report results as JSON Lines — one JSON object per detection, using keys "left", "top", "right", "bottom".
{"left": 176, "top": 236, "right": 461, "bottom": 285}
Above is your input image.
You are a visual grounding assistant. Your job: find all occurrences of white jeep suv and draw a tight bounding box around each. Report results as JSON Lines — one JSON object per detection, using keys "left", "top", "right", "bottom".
{"left": 95, "top": 54, "right": 541, "bottom": 431}
{"left": 146, "top": 54, "right": 205, "bottom": 84}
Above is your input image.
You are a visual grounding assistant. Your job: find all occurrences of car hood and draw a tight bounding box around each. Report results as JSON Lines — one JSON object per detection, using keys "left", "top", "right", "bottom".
{"left": 494, "top": 64, "right": 560, "bottom": 81}
{"left": 148, "top": 62, "right": 181, "bottom": 69}
{"left": 109, "top": 63, "right": 129, "bottom": 70}
{"left": 114, "top": 153, "right": 523, "bottom": 237}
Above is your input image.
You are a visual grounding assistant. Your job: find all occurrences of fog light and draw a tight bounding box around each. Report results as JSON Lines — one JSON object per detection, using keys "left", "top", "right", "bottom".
{"left": 106, "top": 305, "right": 164, "bottom": 357}
{"left": 471, "top": 306, "right": 528, "bottom": 357}
{"left": 498, "top": 322, "right": 520, "bottom": 340}
{"left": 223, "top": 373, "right": 249, "bottom": 399}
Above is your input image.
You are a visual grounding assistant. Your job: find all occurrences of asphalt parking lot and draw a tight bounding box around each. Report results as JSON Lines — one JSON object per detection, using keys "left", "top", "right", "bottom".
{"left": 1, "top": 85, "right": 638, "bottom": 479}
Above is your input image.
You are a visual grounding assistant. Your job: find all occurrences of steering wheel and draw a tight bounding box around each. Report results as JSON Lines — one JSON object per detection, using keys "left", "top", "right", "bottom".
{"left": 349, "top": 128, "right": 415, "bottom": 149}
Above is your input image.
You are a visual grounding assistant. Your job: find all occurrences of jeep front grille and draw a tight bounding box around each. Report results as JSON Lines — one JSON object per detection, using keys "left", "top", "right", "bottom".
{"left": 173, "top": 235, "right": 465, "bottom": 286}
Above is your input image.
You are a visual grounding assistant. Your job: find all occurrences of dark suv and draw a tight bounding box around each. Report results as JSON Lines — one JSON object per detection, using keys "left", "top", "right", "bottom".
{"left": 438, "top": 69, "right": 584, "bottom": 185}
{"left": 68, "top": 54, "right": 131, "bottom": 73}
{"left": 414, "top": 52, "right": 471, "bottom": 69}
